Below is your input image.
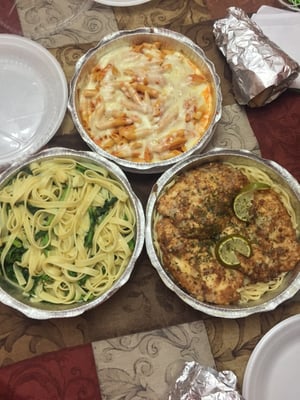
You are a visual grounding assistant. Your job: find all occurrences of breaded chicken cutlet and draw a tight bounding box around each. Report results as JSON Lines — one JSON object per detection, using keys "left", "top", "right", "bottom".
{"left": 154, "top": 162, "right": 300, "bottom": 305}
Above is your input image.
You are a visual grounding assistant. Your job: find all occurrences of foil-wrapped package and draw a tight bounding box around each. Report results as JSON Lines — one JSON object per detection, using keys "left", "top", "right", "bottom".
{"left": 168, "top": 362, "right": 244, "bottom": 400}
{"left": 213, "top": 7, "right": 300, "bottom": 107}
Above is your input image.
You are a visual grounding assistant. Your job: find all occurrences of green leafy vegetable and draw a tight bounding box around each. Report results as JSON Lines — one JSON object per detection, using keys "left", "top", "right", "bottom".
{"left": 27, "top": 204, "right": 40, "bottom": 215}
{"left": 288, "top": 0, "right": 300, "bottom": 5}
{"left": 128, "top": 239, "right": 135, "bottom": 251}
{"left": 28, "top": 274, "right": 53, "bottom": 298}
{"left": 34, "top": 184, "right": 69, "bottom": 248}
{"left": 84, "top": 197, "right": 118, "bottom": 248}
{"left": 75, "top": 163, "right": 88, "bottom": 174}
{"left": 0, "top": 239, "right": 27, "bottom": 282}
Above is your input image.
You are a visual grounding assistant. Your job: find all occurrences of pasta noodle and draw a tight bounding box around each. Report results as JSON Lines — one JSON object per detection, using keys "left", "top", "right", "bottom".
{"left": 76, "top": 41, "right": 215, "bottom": 163}
{"left": 227, "top": 163, "right": 299, "bottom": 303}
{"left": 227, "top": 163, "right": 298, "bottom": 231}
{"left": 238, "top": 273, "right": 286, "bottom": 304}
{"left": 0, "top": 157, "right": 136, "bottom": 305}
{"left": 152, "top": 162, "right": 300, "bottom": 305}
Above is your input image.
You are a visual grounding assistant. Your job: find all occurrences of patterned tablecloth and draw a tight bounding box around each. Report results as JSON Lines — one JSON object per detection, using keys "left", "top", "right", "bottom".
{"left": 0, "top": 0, "right": 299, "bottom": 398}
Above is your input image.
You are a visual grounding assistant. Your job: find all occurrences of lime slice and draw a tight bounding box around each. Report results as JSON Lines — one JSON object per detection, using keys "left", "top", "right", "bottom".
{"left": 216, "top": 234, "right": 252, "bottom": 268}
{"left": 233, "top": 182, "right": 270, "bottom": 222}
{"left": 240, "top": 182, "right": 270, "bottom": 193}
{"left": 233, "top": 191, "right": 254, "bottom": 222}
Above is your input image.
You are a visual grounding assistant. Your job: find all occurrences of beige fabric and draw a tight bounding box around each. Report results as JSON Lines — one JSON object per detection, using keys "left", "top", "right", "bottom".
{"left": 92, "top": 320, "right": 214, "bottom": 400}
{"left": 0, "top": 1, "right": 298, "bottom": 395}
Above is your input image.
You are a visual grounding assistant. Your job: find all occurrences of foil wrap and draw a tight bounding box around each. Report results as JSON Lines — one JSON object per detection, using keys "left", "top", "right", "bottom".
{"left": 168, "top": 362, "right": 244, "bottom": 400}
{"left": 213, "top": 7, "right": 300, "bottom": 107}
{"left": 68, "top": 27, "right": 222, "bottom": 174}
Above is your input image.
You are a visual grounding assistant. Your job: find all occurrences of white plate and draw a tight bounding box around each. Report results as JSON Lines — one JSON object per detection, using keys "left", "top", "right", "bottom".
{"left": 0, "top": 34, "right": 68, "bottom": 169}
{"left": 94, "top": 0, "right": 150, "bottom": 6}
{"left": 243, "top": 314, "right": 300, "bottom": 400}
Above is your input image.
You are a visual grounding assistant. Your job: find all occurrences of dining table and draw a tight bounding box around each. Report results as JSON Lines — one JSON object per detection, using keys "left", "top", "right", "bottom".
{"left": 0, "top": 0, "right": 300, "bottom": 398}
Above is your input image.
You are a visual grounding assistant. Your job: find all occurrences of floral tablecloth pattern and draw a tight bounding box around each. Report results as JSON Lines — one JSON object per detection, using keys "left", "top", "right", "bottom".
{"left": 0, "top": 0, "right": 299, "bottom": 396}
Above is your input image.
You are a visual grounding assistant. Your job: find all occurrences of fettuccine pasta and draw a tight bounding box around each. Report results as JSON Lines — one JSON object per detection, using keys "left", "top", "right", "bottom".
{"left": 0, "top": 157, "right": 136, "bottom": 304}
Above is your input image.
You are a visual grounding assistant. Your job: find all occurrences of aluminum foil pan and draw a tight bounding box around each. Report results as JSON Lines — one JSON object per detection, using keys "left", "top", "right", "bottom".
{"left": 277, "top": 0, "right": 300, "bottom": 12}
{"left": 0, "top": 147, "right": 145, "bottom": 319}
{"left": 145, "top": 149, "right": 300, "bottom": 318}
{"left": 68, "top": 27, "right": 222, "bottom": 174}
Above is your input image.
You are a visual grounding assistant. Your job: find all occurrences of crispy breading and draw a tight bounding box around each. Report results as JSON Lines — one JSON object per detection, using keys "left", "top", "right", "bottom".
{"left": 157, "top": 162, "right": 248, "bottom": 239}
{"left": 237, "top": 190, "right": 300, "bottom": 282}
{"left": 154, "top": 162, "right": 300, "bottom": 305}
{"left": 155, "top": 218, "right": 244, "bottom": 305}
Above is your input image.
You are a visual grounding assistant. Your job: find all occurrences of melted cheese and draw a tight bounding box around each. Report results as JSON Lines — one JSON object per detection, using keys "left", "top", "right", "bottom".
{"left": 77, "top": 42, "right": 215, "bottom": 163}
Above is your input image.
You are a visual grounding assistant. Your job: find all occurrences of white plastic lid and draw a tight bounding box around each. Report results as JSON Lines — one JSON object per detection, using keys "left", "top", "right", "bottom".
{"left": 0, "top": 34, "right": 68, "bottom": 168}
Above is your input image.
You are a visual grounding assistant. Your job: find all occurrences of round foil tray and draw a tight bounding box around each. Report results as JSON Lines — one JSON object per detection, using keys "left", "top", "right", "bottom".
{"left": 277, "top": 0, "right": 300, "bottom": 11}
{"left": 145, "top": 148, "right": 300, "bottom": 318}
{"left": 68, "top": 27, "right": 222, "bottom": 174}
{"left": 0, "top": 147, "right": 145, "bottom": 319}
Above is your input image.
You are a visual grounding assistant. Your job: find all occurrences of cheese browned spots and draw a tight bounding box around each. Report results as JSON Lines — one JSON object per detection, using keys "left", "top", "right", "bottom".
{"left": 77, "top": 41, "right": 215, "bottom": 163}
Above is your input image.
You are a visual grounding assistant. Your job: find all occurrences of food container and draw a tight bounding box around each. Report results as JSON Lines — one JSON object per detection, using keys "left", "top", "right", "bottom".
{"left": 0, "top": 148, "right": 145, "bottom": 319}
{"left": 68, "top": 27, "right": 222, "bottom": 174}
{"left": 0, "top": 34, "right": 68, "bottom": 170}
{"left": 277, "top": 0, "right": 300, "bottom": 11}
{"left": 145, "top": 149, "right": 300, "bottom": 318}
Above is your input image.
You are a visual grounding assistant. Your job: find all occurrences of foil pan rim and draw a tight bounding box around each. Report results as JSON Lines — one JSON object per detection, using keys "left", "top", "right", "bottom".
{"left": 145, "top": 148, "right": 300, "bottom": 318}
{"left": 68, "top": 27, "right": 222, "bottom": 174}
{"left": 0, "top": 147, "right": 145, "bottom": 319}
